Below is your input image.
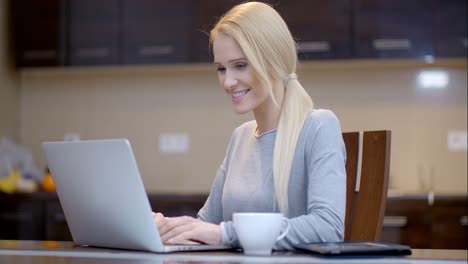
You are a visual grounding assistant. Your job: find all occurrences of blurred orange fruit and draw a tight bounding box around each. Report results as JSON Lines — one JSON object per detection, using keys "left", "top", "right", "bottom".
{"left": 42, "top": 173, "right": 56, "bottom": 192}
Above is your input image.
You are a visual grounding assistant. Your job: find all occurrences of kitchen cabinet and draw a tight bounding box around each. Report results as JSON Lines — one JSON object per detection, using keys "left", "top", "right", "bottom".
{"left": 2, "top": 192, "right": 467, "bottom": 249}
{"left": 192, "top": 0, "right": 244, "bottom": 62}
{"left": 121, "top": 0, "right": 194, "bottom": 64}
{"left": 0, "top": 193, "right": 47, "bottom": 240}
{"left": 380, "top": 194, "right": 468, "bottom": 249}
{"left": 277, "top": 0, "right": 353, "bottom": 60}
{"left": 190, "top": 0, "right": 272, "bottom": 62}
{"left": 11, "top": 0, "right": 66, "bottom": 67}
{"left": 67, "top": 0, "right": 120, "bottom": 65}
{"left": 10, "top": 0, "right": 467, "bottom": 67}
{"left": 0, "top": 192, "right": 208, "bottom": 241}
{"left": 433, "top": 0, "right": 467, "bottom": 58}
{"left": 193, "top": 0, "right": 352, "bottom": 62}
{"left": 353, "top": 0, "right": 434, "bottom": 59}
{"left": 44, "top": 201, "right": 72, "bottom": 241}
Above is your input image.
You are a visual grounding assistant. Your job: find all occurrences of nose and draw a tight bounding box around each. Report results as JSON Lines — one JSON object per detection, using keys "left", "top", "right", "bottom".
{"left": 222, "top": 71, "right": 238, "bottom": 91}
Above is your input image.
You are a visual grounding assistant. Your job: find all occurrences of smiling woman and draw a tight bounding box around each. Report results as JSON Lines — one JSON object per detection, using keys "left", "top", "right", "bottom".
{"left": 153, "top": 1, "right": 347, "bottom": 251}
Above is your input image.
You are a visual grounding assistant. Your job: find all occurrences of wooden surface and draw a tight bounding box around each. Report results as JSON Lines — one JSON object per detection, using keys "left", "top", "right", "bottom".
{"left": 0, "top": 240, "right": 466, "bottom": 264}
{"left": 343, "top": 130, "right": 391, "bottom": 241}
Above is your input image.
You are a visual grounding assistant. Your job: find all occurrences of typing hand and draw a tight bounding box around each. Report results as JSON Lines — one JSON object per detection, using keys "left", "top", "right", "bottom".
{"left": 153, "top": 214, "right": 222, "bottom": 245}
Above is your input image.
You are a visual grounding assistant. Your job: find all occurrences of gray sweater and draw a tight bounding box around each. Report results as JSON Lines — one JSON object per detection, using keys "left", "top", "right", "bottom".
{"left": 197, "top": 109, "right": 346, "bottom": 250}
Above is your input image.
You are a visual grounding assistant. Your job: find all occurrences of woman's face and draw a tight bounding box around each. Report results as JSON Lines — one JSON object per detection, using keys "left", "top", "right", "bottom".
{"left": 212, "top": 33, "right": 271, "bottom": 115}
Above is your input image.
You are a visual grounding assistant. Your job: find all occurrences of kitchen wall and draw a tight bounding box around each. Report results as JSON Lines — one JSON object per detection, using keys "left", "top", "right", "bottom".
{"left": 19, "top": 60, "right": 467, "bottom": 195}
{"left": 0, "top": 0, "right": 20, "bottom": 141}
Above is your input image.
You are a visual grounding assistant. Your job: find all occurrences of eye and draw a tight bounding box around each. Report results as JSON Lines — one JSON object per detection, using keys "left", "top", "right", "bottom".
{"left": 235, "top": 63, "right": 247, "bottom": 70}
{"left": 216, "top": 66, "right": 226, "bottom": 73}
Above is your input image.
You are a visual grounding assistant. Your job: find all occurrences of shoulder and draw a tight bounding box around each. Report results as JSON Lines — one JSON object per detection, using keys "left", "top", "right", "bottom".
{"left": 301, "top": 109, "right": 344, "bottom": 152}
{"left": 232, "top": 120, "right": 256, "bottom": 138}
{"left": 303, "top": 109, "right": 341, "bottom": 132}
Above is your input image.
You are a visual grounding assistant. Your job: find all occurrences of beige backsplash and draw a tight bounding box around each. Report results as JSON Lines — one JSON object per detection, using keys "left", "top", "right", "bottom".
{"left": 18, "top": 61, "right": 467, "bottom": 194}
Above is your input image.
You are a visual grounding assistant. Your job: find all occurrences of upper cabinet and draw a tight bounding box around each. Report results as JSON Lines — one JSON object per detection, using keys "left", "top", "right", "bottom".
{"left": 11, "top": 0, "right": 66, "bottom": 67}
{"left": 353, "top": 0, "right": 434, "bottom": 59}
{"left": 67, "top": 0, "right": 120, "bottom": 65}
{"left": 277, "top": 0, "right": 353, "bottom": 60}
{"left": 433, "top": 0, "right": 467, "bottom": 58}
{"left": 191, "top": 0, "right": 272, "bottom": 62}
{"left": 10, "top": 0, "right": 468, "bottom": 67}
{"left": 121, "top": 0, "right": 194, "bottom": 64}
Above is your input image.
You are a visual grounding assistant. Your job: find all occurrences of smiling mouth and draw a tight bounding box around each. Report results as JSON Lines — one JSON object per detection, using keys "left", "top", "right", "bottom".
{"left": 232, "top": 89, "right": 250, "bottom": 98}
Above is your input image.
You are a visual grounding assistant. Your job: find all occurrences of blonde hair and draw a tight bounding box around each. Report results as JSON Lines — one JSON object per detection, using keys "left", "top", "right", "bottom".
{"left": 210, "top": 2, "right": 314, "bottom": 215}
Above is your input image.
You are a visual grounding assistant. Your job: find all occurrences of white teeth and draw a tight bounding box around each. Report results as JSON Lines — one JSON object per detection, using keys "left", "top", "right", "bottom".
{"left": 232, "top": 89, "right": 250, "bottom": 98}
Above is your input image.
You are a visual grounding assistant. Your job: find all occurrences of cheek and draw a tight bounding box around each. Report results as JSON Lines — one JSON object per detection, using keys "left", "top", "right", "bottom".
{"left": 254, "top": 83, "right": 271, "bottom": 100}
{"left": 217, "top": 75, "right": 224, "bottom": 87}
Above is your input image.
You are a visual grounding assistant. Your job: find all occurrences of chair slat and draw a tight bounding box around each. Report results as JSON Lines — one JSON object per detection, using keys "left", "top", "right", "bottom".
{"left": 343, "top": 130, "right": 391, "bottom": 241}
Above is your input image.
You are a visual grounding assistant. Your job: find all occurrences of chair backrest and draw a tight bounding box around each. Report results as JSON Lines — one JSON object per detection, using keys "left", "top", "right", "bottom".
{"left": 342, "top": 130, "right": 391, "bottom": 241}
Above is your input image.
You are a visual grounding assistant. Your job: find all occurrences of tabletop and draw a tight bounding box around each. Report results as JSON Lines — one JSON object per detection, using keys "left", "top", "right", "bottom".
{"left": 0, "top": 240, "right": 466, "bottom": 264}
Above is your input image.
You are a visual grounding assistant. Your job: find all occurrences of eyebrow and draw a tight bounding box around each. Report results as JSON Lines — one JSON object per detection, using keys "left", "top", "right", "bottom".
{"left": 213, "top": 58, "right": 247, "bottom": 65}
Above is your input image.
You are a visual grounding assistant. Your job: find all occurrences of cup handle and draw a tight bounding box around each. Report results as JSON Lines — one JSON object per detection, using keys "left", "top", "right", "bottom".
{"left": 276, "top": 217, "right": 290, "bottom": 241}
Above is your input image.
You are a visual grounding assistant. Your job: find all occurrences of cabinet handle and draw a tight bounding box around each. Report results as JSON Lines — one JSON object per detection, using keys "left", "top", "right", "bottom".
{"left": 139, "top": 46, "right": 174, "bottom": 56}
{"left": 0, "top": 212, "right": 33, "bottom": 221}
{"left": 373, "top": 39, "right": 411, "bottom": 50}
{"left": 75, "top": 48, "right": 110, "bottom": 58}
{"left": 23, "top": 50, "right": 57, "bottom": 60}
{"left": 297, "top": 41, "right": 330, "bottom": 52}
{"left": 461, "top": 216, "right": 468, "bottom": 227}
{"left": 383, "top": 216, "right": 408, "bottom": 227}
{"left": 462, "top": 38, "right": 468, "bottom": 48}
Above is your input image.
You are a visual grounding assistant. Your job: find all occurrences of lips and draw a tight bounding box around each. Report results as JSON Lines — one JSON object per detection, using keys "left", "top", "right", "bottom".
{"left": 231, "top": 89, "right": 250, "bottom": 104}
{"left": 232, "top": 89, "right": 250, "bottom": 98}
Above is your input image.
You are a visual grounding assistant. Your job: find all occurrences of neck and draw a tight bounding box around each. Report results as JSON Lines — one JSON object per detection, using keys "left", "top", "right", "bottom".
{"left": 253, "top": 79, "right": 285, "bottom": 135}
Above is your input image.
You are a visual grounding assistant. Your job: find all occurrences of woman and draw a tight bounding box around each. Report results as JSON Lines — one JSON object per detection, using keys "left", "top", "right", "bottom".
{"left": 154, "top": 1, "right": 346, "bottom": 250}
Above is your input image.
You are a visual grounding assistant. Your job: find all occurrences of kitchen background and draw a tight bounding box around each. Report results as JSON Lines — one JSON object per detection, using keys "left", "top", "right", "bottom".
{"left": 0, "top": 0, "right": 466, "bottom": 196}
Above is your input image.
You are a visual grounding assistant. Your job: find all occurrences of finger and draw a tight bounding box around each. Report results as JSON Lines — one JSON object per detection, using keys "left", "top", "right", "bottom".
{"left": 152, "top": 212, "right": 166, "bottom": 228}
{"left": 152, "top": 212, "right": 164, "bottom": 221}
{"left": 161, "top": 222, "right": 194, "bottom": 243}
{"left": 166, "top": 229, "right": 196, "bottom": 245}
{"left": 158, "top": 216, "right": 195, "bottom": 236}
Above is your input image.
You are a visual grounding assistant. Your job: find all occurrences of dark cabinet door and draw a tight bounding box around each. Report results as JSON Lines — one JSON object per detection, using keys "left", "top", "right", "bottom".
{"left": 190, "top": 0, "right": 272, "bottom": 62}
{"left": 67, "top": 0, "right": 120, "bottom": 65}
{"left": 191, "top": 0, "right": 242, "bottom": 62}
{"left": 0, "top": 199, "right": 45, "bottom": 240}
{"left": 11, "top": 0, "right": 66, "bottom": 67}
{"left": 122, "top": 0, "right": 194, "bottom": 64}
{"left": 277, "top": 0, "right": 353, "bottom": 60}
{"left": 353, "top": 0, "right": 434, "bottom": 58}
{"left": 431, "top": 199, "right": 468, "bottom": 249}
{"left": 45, "top": 201, "right": 72, "bottom": 241}
{"left": 433, "top": 0, "right": 467, "bottom": 58}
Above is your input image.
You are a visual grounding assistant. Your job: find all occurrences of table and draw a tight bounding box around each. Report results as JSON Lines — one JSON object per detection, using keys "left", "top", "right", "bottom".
{"left": 0, "top": 240, "right": 466, "bottom": 264}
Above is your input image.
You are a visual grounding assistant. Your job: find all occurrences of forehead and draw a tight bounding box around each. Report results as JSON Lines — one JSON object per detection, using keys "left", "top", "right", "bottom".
{"left": 213, "top": 33, "right": 245, "bottom": 63}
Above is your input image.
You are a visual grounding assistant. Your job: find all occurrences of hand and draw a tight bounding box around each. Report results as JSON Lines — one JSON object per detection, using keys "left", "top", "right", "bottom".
{"left": 153, "top": 214, "right": 222, "bottom": 245}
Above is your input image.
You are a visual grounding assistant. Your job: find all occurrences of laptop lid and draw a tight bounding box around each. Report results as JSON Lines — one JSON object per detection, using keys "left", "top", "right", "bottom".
{"left": 43, "top": 139, "right": 231, "bottom": 253}
{"left": 43, "top": 139, "right": 165, "bottom": 252}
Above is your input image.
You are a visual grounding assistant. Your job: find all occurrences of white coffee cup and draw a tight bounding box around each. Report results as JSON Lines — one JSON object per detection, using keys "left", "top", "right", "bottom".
{"left": 233, "top": 212, "right": 290, "bottom": 255}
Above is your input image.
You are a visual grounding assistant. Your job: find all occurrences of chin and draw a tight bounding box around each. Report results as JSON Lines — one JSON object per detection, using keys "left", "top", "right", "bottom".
{"left": 232, "top": 105, "right": 252, "bottom": 115}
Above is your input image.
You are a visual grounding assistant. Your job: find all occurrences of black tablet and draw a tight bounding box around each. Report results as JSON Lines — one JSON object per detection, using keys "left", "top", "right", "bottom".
{"left": 294, "top": 242, "right": 412, "bottom": 256}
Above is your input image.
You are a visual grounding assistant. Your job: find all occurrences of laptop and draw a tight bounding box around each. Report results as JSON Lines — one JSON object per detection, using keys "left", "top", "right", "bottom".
{"left": 42, "top": 139, "right": 231, "bottom": 253}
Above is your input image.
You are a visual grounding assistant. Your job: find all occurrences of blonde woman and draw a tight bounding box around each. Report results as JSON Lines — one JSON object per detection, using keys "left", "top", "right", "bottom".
{"left": 154, "top": 1, "right": 346, "bottom": 250}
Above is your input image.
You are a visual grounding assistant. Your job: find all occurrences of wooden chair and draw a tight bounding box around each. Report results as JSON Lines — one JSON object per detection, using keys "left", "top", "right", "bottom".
{"left": 342, "top": 130, "right": 391, "bottom": 241}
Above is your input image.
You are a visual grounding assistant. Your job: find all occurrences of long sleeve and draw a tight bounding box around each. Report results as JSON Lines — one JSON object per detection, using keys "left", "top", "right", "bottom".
{"left": 197, "top": 159, "right": 227, "bottom": 225}
{"left": 198, "top": 110, "right": 346, "bottom": 250}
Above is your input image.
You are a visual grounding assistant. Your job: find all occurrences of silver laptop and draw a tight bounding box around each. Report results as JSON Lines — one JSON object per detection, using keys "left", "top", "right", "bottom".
{"left": 42, "top": 139, "right": 231, "bottom": 253}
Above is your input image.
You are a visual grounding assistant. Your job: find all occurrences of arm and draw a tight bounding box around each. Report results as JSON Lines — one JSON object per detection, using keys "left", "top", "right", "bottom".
{"left": 197, "top": 160, "right": 227, "bottom": 224}
{"left": 276, "top": 110, "right": 346, "bottom": 249}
